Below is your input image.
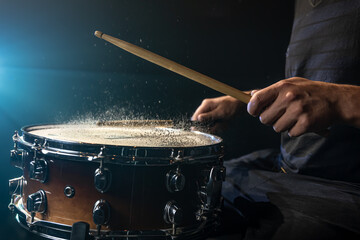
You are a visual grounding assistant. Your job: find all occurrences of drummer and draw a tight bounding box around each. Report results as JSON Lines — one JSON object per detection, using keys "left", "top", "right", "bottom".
{"left": 193, "top": 1, "right": 360, "bottom": 239}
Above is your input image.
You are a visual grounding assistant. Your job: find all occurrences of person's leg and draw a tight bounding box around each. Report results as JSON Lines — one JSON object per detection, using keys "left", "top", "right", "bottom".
{"left": 221, "top": 149, "right": 360, "bottom": 240}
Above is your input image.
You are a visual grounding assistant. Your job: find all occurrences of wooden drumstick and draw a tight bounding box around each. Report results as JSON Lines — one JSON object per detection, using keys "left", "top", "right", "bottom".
{"left": 94, "top": 31, "right": 251, "bottom": 104}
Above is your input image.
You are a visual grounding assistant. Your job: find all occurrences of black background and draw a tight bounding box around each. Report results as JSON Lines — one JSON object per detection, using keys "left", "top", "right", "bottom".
{"left": 0, "top": 0, "right": 293, "bottom": 239}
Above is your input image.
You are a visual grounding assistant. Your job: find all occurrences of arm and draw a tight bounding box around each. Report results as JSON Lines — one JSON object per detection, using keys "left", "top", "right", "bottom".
{"left": 247, "top": 77, "right": 360, "bottom": 137}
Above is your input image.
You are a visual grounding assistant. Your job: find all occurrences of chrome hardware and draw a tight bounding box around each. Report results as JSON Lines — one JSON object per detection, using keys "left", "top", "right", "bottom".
{"left": 27, "top": 190, "right": 47, "bottom": 223}
{"left": 94, "top": 168, "right": 112, "bottom": 193}
{"left": 10, "top": 131, "right": 25, "bottom": 169}
{"left": 10, "top": 149, "right": 24, "bottom": 169}
{"left": 29, "top": 158, "right": 48, "bottom": 183}
{"left": 9, "top": 177, "right": 23, "bottom": 196}
{"left": 64, "top": 185, "right": 75, "bottom": 198}
{"left": 92, "top": 199, "right": 111, "bottom": 226}
{"left": 205, "top": 166, "right": 225, "bottom": 208}
{"left": 196, "top": 165, "right": 226, "bottom": 222}
{"left": 29, "top": 139, "right": 48, "bottom": 183}
{"left": 166, "top": 168, "right": 185, "bottom": 193}
{"left": 97, "top": 146, "right": 106, "bottom": 159}
{"left": 94, "top": 147, "right": 112, "bottom": 193}
{"left": 164, "top": 201, "right": 183, "bottom": 225}
{"left": 175, "top": 150, "right": 184, "bottom": 161}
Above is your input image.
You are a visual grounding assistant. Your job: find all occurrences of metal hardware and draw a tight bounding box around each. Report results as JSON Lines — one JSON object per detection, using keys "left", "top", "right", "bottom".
{"left": 166, "top": 168, "right": 185, "bottom": 193}
{"left": 64, "top": 185, "right": 75, "bottom": 198}
{"left": 8, "top": 177, "right": 24, "bottom": 212}
{"left": 163, "top": 200, "right": 183, "bottom": 226}
{"left": 202, "top": 166, "right": 225, "bottom": 209}
{"left": 27, "top": 190, "right": 47, "bottom": 223}
{"left": 10, "top": 149, "right": 25, "bottom": 169}
{"left": 92, "top": 199, "right": 111, "bottom": 226}
{"left": 175, "top": 150, "right": 184, "bottom": 162}
{"left": 29, "top": 139, "right": 48, "bottom": 183}
{"left": 10, "top": 131, "right": 25, "bottom": 169}
{"left": 94, "top": 168, "right": 112, "bottom": 193}
{"left": 29, "top": 158, "right": 48, "bottom": 183}
{"left": 94, "top": 147, "right": 112, "bottom": 193}
{"left": 196, "top": 165, "right": 226, "bottom": 221}
{"left": 9, "top": 177, "right": 23, "bottom": 196}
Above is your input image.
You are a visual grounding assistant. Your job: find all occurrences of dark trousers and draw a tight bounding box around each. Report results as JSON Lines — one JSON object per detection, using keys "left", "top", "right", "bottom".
{"left": 221, "top": 149, "right": 360, "bottom": 240}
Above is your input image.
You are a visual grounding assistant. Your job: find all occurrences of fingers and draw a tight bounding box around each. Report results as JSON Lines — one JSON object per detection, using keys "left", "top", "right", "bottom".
{"left": 258, "top": 90, "right": 296, "bottom": 125}
{"left": 197, "top": 110, "right": 222, "bottom": 122}
{"left": 287, "top": 116, "right": 310, "bottom": 137}
{"left": 247, "top": 85, "right": 279, "bottom": 116}
{"left": 191, "top": 99, "right": 216, "bottom": 121}
{"left": 272, "top": 112, "right": 297, "bottom": 134}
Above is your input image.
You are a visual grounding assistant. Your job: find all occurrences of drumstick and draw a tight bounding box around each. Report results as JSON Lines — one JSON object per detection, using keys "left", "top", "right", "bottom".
{"left": 94, "top": 31, "right": 251, "bottom": 104}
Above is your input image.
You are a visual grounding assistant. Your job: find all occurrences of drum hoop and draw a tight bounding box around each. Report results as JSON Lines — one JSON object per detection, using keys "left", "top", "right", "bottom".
{"left": 19, "top": 124, "right": 223, "bottom": 165}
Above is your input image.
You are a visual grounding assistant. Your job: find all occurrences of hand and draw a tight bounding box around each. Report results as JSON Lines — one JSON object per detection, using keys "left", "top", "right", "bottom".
{"left": 191, "top": 96, "right": 246, "bottom": 133}
{"left": 247, "top": 77, "right": 360, "bottom": 137}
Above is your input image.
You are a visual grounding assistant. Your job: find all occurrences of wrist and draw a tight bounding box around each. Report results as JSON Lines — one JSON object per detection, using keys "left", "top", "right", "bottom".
{"left": 335, "top": 84, "right": 360, "bottom": 128}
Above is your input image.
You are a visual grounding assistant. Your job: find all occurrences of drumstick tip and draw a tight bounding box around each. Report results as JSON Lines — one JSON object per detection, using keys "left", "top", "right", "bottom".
{"left": 94, "top": 30, "right": 103, "bottom": 39}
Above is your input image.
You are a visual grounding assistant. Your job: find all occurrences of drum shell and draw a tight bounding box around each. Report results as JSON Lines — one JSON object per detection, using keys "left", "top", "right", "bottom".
{"left": 20, "top": 142, "right": 222, "bottom": 231}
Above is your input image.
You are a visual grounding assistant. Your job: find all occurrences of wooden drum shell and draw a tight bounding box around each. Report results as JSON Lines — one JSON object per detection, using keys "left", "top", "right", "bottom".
{"left": 22, "top": 154, "right": 217, "bottom": 231}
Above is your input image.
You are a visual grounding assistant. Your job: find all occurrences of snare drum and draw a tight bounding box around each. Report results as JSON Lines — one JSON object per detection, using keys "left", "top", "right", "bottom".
{"left": 8, "top": 122, "right": 225, "bottom": 239}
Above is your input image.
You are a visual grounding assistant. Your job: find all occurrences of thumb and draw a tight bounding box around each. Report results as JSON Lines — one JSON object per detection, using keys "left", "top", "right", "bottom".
{"left": 251, "top": 89, "right": 259, "bottom": 96}
{"left": 197, "top": 112, "right": 215, "bottom": 122}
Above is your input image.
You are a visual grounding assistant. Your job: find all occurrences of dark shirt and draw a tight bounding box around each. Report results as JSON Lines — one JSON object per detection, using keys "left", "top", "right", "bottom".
{"left": 281, "top": 0, "right": 360, "bottom": 182}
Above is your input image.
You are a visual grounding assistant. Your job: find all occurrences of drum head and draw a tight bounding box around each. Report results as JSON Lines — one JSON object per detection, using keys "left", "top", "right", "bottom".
{"left": 24, "top": 123, "right": 220, "bottom": 148}
{"left": 19, "top": 122, "right": 223, "bottom": 164}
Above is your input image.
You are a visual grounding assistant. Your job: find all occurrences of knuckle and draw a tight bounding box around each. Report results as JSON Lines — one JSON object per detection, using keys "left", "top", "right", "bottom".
{"left": 292, "top": 103, "right": 304, "bottom": 116}
{"left": 278, "top": 80, "right": 291, "bottom": 89}
{"left": 284, "top": 90, "right": 296, "bottom": 102}
{"left": 202, "top": 98, "right": 210, "bottom": 105}
{"left": 277, "top": 79, "right": 286, "bottom": 87}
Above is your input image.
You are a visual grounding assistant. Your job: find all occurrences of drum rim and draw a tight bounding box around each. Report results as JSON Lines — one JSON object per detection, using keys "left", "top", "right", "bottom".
{"left": 12, "top": 195, "right": 219, "bottom": 240}
{"left": 18, "top": 124, "right": 223, "bottom": 165}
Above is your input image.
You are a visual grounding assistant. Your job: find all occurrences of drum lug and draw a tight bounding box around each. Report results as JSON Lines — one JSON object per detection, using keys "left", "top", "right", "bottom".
{"left": 92, "top": 199, "right": 111, "bottom": 226}
{"left": 94, "top": 147, "right": 112, "bottom": 193}
{"left": 9, "top": 176, "right": 23, "bottom": 196}
{"left": 94, "top": 167, "right": 112, "bottom": 193}
{"left": 196, "top": 165, "right": 226, "bottom": 221}
{"left": 164, "top": 200, "right": 183, "bottom": 234}
{"left": 8, "top": 177, "right": 24, "bottom": 212}
{"left": 10, "top": 131, "right": 25, "bottom": 169}
{"left": 175, "top": 150, "right": 184, "bottom": 161}
{"left": 29, "top": 158, "right": 48, "bottom": 183}
{"left": 166, "top": 167, "right": 185, "bottom": 193}
{"left": 170, "top": 149, "right": 184, "bottom": 163}
{"left": 27, "top": 190, "right": 47, "bottom": 223}
{"left": 30, "top": 139, "right": 48, "bottom": 183}
{"left": 205, "top": 166, "right": 225, "bottom": 208}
